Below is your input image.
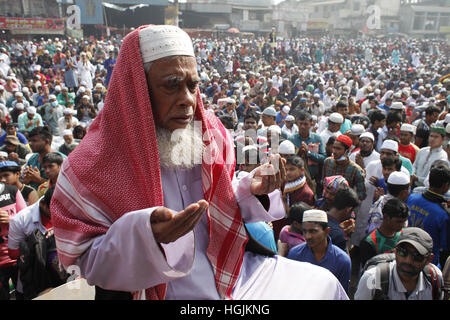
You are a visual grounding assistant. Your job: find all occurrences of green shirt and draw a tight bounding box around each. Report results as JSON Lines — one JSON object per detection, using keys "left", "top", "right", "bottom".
{"left": 360, "top": 229, "right": 402, "bottom": 268}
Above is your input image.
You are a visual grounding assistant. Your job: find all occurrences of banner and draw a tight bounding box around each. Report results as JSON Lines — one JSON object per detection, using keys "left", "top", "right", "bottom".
{"left": 0, "top": 17, "right": 65, "bottom": 30}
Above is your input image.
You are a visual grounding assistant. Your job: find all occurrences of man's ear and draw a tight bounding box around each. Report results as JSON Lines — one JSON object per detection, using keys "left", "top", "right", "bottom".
{"left": 427, "top": 253, "right": 434, "bottom": 264}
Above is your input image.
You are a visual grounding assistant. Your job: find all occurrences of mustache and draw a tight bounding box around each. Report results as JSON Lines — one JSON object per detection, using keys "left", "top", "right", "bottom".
{"left": 173, "top": 107, "right": 194, "bottom": 118}
{"left": 397, "top": 262, "right": 421, "bottom": 277}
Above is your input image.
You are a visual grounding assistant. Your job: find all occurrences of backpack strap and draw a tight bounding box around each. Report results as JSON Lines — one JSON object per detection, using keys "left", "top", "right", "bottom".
{"left": 373, "top": 262, "right": 390, "bottom": 300}
{"left": 423, "top": 264, "right": 442, "bottom": 300}
{"left": 370, "top": 230, "right": 378, "bottom": 253}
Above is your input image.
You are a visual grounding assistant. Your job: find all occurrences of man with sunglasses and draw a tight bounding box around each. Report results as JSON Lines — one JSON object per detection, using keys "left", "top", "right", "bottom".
{"left": 355, "top": 227, "right": 444, "bottom": 300}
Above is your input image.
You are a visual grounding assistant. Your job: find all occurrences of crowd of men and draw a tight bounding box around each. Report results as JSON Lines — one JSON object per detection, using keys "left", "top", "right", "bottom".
{"left": 0, "top": 30, "right": 449, "bottom": 300}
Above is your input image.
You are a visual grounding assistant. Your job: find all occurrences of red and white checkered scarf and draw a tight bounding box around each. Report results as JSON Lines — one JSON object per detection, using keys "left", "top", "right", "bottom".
{"left": 50, "top": 26, "right": 248, "bottom": 300}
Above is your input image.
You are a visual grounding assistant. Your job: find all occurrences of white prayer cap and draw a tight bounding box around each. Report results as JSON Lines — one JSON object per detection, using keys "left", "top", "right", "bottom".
{"left": 381, "top": 139, "right": 398, "bottom": 153}
{"left": 387, "top": 171, "right": 410, "bottom": 185}
{"left": 62, "top": 129, "right": 73, "bottom": 137}
{"left": 390, "top": 102, "right": 404, "bottom": 110}
{"left": 63, "top": 108, "right": 73, "bottom": 115}
{"left": 0, "top": 151, "right": 7, "bottom": 158}
{"left": 285, "top": 115, "right": 295, "bottom": 122}
{"left": 27, "top": 106, "right": 36, "bottom": 114}
{"left": 22, "top": 87, "right": 29, "bottom": 93}
{"left": 282, "top": 105, "right": 290, "bottom": 114}
{"left": 227, "top": 98, "right": 236, "bottom": 104}
{"left": 268, "top": 125, "right": 281, "bottom": 135}
{"left": 54, "top": 85, "right": 61, "bottom": 91}
{"left": 82, "top": 95, "right": 90, "bottom": 100}
{"left": 329, "top": 112, "right": 344, "bottom": 124}
{"left": 303, "top": 210, "right": 328, "bottom": 223}
{"left": 49, "top": 94, "right": 57, "bottom": 100}
{"left": 279, "top": 140, "right": 296, "bottom": 155}
{"left": 400, "top": 123, "right": 416, "bottom": 134}
{"left": 139, "top": 25, "right": 194, "bottom": 64}
{"left": 359, "top": 133, "right": 374, "bottom": 143}
{"left": 15, "top": 103, "right": 24, "bottom": 110}
{"left": 350, "top": 124, "right": 365, "bottom": 136}
{"left": 15, "top": 91, "right": 23, "bottom": 97}
{"left": 262, "top": 107, "right": 277, "bottom": 117}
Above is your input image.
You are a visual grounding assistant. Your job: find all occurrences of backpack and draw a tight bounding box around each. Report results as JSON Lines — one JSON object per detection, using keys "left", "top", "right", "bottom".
{"left": 17, "top": 229, "right": 67, "bottom": 299}
{"left": 361, "top": 253, "right": 442, "bottom": 300}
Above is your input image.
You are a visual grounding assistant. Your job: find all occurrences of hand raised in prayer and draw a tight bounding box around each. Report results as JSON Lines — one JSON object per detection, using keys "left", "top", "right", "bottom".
{"left": 339, "top": 218, "right": 355, "bottom": 239}
{"left": 250, "top": 154, "right": 286, "bottom": 196}
{"left": 24, "top": 166, "right": 43, "bottom": 184}
{"left": 150, "top": 200, "right": 209, "bottom": 244}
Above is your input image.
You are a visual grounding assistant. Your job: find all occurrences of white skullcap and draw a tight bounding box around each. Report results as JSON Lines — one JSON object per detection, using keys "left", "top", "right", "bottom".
{"left": 139, "top": 25, "right": 195, "bottom": 64}
{"left": 15, "top": 103, "right": 24, "bottom": 110}
{"left": 49, "top": 94, "right": 57, "bottom": 100}
{"left": 312, "top": 115, "right": 318, "bottom": 121}
{"left": 22, "top": 87, "right": 29, "bottom": 93}
{"left": 262, "top": 107, "right": 277, "bottom": 117}
{"left": 279, "top": 140, "right": 296, "bottom": 155}
{"left": 387, "top": 171, "right": 410, "bottom": 185}
{"left": 54, "top": 85, "right": 61, "bottom": 91}
{"left": 359, "top": 131, "right": 375, "bottom": 141}
{"left": 268, "top": 125, "right": 281, "bottom": 135}
{"left": 400, "top": 123, "right": 416, "bottom": 134}
{"left": 303, "top": 210, "right": 328, "bottom": 223}
{"left": 282, "top": 105, "right": 290, "bottom": 114}
{"left": 350, "top": 124, "right": 365, "bottom": 136}
{"left": 62, "top": 129, "right": 73, "bottom": 137}
{"left": 82, "top": 95, "right": 90, "bottom": 100}
{"left": 390, "top": 102, "right": 404, "bottom": 110}
{"left": 329, "top": 112, "right": 344, "bottom": 124}
{"left": 0, "top": 151, "right": 7, "bottom": 158}
{"left": 381, "top": 140, "right": 398, "bottom": 153}
{"left": 286, "top": 115, "right": 295, "bottom": 122}
{"left": 63, "top": 108, "right": 73, "bottom": 115}
{"left": 15, "top": 91, "right": 23, "bottom": 97}
{"left": 227, "top": 98, "right": 236, "bottom": 104}
{"left": 27, "top": 106, "right": 36, "bottom": 114}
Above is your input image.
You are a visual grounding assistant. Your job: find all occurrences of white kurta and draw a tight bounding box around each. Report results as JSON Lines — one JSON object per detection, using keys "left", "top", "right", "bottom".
{"left": 78, "top": 165, "right": 348, "bottom": 300}
{"left": 351, "top": 159, "right": 410, "bottom": 247}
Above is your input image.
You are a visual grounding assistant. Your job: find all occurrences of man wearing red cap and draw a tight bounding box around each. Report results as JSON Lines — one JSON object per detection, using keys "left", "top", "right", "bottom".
{"left": 322, "top": 134, "right": 366, "bottom": 201}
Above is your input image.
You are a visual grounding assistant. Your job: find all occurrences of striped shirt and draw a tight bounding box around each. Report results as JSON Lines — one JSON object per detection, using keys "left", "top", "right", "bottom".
{"left": 322, "top": 157, "right": 366, "bottom": 200}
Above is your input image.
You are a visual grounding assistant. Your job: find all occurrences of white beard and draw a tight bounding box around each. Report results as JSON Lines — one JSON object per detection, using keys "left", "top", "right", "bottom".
{"left": 156, "top": 122, "right": 205, "bottom": 169}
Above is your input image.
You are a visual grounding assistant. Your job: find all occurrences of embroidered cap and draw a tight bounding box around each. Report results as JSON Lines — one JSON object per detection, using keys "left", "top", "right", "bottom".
{"left": 387, "top": 171, "right": 410, "bottom": 185}
{"left": 139, "top": 25, "right": 195, "bottom": 64}
{"left": 279, "top": 140, "right": 296, "bottom": 155}
{"left": 303, "top": 210, "right": 328, "bottom": 223}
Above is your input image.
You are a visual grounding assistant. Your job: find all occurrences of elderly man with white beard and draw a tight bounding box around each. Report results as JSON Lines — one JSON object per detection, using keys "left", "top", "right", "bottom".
{"left": 50, "top": 25, "right": 347, "bottom": 301}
